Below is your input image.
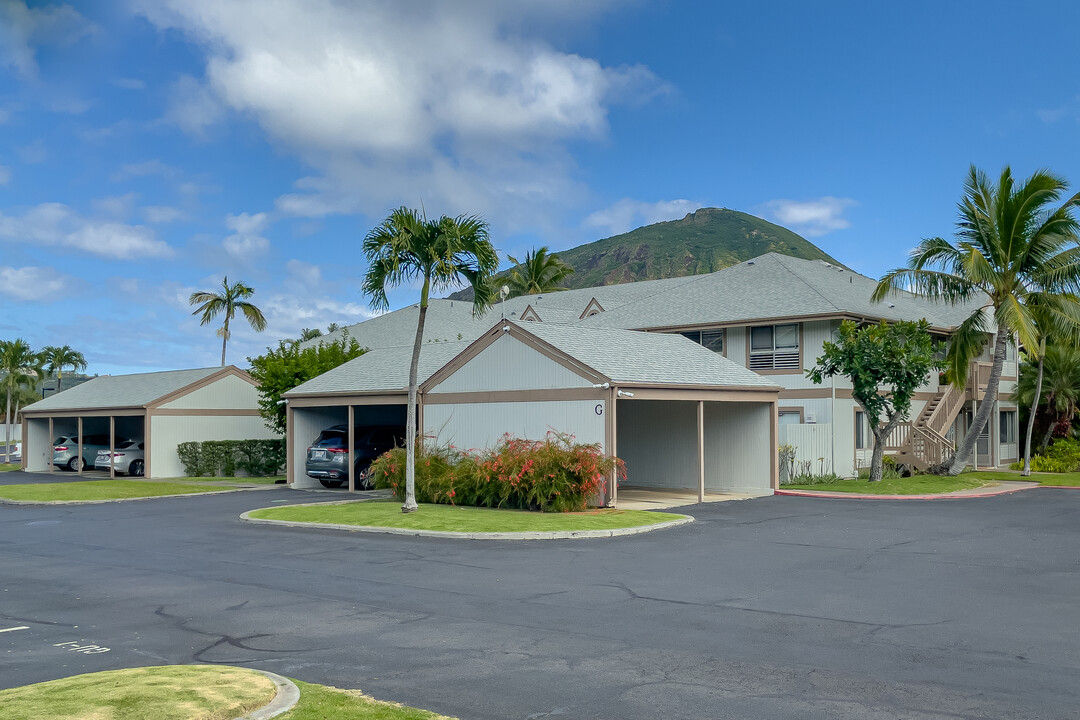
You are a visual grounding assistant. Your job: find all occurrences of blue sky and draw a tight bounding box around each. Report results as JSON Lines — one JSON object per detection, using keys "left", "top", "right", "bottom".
{"left": 2, "top": 1, "right": 1079, "bottom": 375}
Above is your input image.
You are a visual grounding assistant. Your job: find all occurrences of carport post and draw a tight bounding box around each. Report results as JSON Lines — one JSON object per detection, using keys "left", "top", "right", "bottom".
{"left": 77, "top": 417, "right": 83, "bottom": 475}
{"left": 347, "top": 405, "right": 355, "bottom": 492}
{"left": 48, "top": 417, "right": 54, "bottom": 473}
{"left": 697, "top": 400, "right": 705, "bottom": 503}
{"left": 109, "top": 416, "right": 115, "bottom": 479}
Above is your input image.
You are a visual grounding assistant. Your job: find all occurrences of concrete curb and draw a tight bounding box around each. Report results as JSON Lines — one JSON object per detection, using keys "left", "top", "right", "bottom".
{"left": 775, "top": 481, "right": 1039, "bottom": 501}
{"left": 234, "top": 669, "right": 301, "bottom": 720}
{"left": 238, "top": 500, "right": 694, "bottom": 540}
{"left": 0, "top": 487, "right": 255, "bottom": 506}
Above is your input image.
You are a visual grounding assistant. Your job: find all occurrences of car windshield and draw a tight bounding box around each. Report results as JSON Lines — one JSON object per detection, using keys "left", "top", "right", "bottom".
{"left": 313, "top": 433, "right": 346, "bottom": 448}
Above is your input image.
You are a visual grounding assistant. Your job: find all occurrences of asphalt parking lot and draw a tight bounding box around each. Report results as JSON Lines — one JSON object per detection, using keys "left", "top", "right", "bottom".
{"left": 1, "top": 484, "right": 1077, "bottom": 719}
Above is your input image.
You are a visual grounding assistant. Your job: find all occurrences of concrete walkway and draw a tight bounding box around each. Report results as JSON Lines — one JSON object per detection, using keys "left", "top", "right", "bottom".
{"left": 615, "top": 487, "right": 768, "bottom": 510}
{"left": 776, "top": 479, "right": 1038, "bottom": 500}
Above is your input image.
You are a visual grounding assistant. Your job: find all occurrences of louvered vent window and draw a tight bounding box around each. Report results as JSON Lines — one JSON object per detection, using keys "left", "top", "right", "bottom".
{"left": 749, "top": 324, "right": 799, "bottom": 370}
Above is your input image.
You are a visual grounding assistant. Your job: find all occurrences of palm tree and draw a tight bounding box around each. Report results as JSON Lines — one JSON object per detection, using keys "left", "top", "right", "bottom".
{"left": 189, "top": 276, "right": 268, "bottom": 367}
{"left": 41, "top": 345, "right": 87, "bottom": 393}
{"left": 1, "top": 339, "right": 44, "bottom": 462}
{"left": 1015, "top": 342, "right": 1080, "bottom": 451}
{"left": 873, "top": 165, "right": 1080, "bottom": 475}
{"left": 506, "top": 246, "right": 574, "bottom": 297}
{"left": 299, "top": 328, "right": 323, "bottom": 342}
{"left": 362, "top": 207, "right": 498, "bottom": 512}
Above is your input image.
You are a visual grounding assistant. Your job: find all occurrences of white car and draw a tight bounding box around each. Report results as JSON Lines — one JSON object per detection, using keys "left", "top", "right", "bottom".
{"left": 94, "top": 441, "right": 145, "bottom": 476}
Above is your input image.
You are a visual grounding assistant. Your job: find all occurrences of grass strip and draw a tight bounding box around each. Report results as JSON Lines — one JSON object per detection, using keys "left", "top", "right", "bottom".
{"left": 0, "top": 463, "right": 20, "bottom": 472}
{"left": 963, "top": 470, "right": 1080, "bottom": 487}
{"left": 282, "top": 680, "right": 454, "bottom": 719}
{"left": 0, "top": 665, "right": 276, "bottom": 720}
{"left": 249, "top": 499, "right": 685, "bottom": 532}
{"left": 0, "top": 480, "right": 229, "bottom": 502}
{"left": 783, "top": 474, "right": 989, "bottom": 495}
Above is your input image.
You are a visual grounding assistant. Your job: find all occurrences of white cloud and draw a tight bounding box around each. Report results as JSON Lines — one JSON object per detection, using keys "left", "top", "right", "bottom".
{"left": 0, "top": 165, "right": 10, "bottom": 185}
{"left": 758, "top": 196, "right": 856, "bottom": 237}
{"left": 111, "top": 159, "right": 179, "bottom": 181}
{"left": 92, "top": 192, "right": 138, "bottom": 219}
{"left": 135, "top": 0, "right": 668, "bottom": 231}
{"left": 0, "top": 1, "right": 96, "bottom": 79}
{"left": 18, "top": 139, "right": 48, "bottom": 164}
{"left": 143, "top": 205, "right": 183, "bottom": 223}
{"left": 0, "top": 202, "right": 174, "bottom": 259}
{"left": 583, "top": 198, "right": 701, "bottom": 236}
{"left": 113, "top": 77, "right": 146, "bottom": 90}
{"left": 0, "top": 265, "right": 75, "bottom": 301}
{"left": 222, "top": 211, "right": 270, "bottom": 258}
{"left": 163, "top": 74, "right": 224, "bottom": 136}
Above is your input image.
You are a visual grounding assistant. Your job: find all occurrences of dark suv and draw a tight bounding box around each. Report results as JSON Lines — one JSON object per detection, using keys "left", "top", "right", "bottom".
{"left": 305, "top": 425, "right": 403, "bottom": 488}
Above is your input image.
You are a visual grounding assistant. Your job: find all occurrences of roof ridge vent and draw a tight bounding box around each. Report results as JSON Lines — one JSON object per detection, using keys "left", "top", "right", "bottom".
{"left": 746, "top": 260, "right": 755, "bottom": 265}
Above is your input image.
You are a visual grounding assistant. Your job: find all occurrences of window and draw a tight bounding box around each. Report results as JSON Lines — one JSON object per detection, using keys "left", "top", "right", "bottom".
{"left": 749, "top": 323, "right": 799, "bottom": 370}
{"left": 778, "top": 409, "right": 802, "bottom": 425}
{"left": 679, "top": 329, "right": 724, "bottom": 354}
{"left": 855, "top": 410, "right": 867, "bottom": 449}
{"left": 999, "top": 410, "right": 1017, "bottom": 444}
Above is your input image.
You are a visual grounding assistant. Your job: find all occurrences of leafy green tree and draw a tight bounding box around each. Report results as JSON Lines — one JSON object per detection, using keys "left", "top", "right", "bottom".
{"left": 40, "top": 345, "right": 87, "bottom": 393}
{"left": 1015, "top": 343, "right": 1080, "bottom": 451}
{"left": 807, "top": 320, "right": 941, "bottom": 481}
{"left": 506, "top": 246, "right": 574, "bottom": 297}
{"left": 189, "top": 276, "right": 269, "bottom": 367}
{"left": 298, "top": 328, "right": 323, "bottom": 342}
{"left": 1, "top": 339, "right": 44, "bottom": 461}
{"left": 362, "top": 207, "right": 498, "bottom": 512}
{"left": 247, "top": 332, "right": 367, "bottom": 435}
{"left": 873, "top": 165, "right": 1080, "bottom": 475}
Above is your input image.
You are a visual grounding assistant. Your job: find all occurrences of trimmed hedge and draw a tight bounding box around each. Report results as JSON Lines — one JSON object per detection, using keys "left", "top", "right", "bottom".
{"left": 176, "top": 439, "right": 285, "bottom": 477}
{"left": 370, "top": 432, "right": 624, "bottom": 513}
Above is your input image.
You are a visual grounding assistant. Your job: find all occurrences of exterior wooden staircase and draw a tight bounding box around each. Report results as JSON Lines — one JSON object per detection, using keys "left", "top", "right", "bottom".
{"left": 884, "top": 383, "right": 966, "bottom": 471}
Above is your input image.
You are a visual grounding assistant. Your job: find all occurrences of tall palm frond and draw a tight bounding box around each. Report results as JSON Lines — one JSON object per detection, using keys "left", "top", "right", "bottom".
{"left": 189, "top": 276, "right": 268, "bottom": 366}
{"left": 506, "top": 246, "right": 574, "bottom": 297}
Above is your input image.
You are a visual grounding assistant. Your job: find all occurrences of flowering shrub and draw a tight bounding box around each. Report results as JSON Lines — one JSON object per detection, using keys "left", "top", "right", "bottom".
{"left": 369, "top": 432, "right": 625, "bottom": 512}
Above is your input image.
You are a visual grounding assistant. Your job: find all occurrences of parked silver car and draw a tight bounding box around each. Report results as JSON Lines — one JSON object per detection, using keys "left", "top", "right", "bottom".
{"left": 54, "top": 434, "right": 125, "bottom": 471}
{"left": 94, "top": 441, "right": 145, "bottom": 476}
{"left": 305, "top": 424, "right": 403, "bottom": 488}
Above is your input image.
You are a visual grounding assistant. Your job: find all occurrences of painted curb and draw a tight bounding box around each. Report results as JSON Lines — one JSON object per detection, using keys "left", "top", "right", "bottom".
{"left": 0, "top": 487, "right": 256, "bottom": 506}
{"left": 234, "top": 669, "right": 300, "bottom": 720}
{"left": 238, "top": 500, "right": 694, "bottom": 540}
{"left": 775, "top": 482, "right": 1038, "bottom": 501}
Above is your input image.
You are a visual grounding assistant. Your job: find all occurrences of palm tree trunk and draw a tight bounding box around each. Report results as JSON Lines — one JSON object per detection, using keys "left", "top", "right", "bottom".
{"left": 1022, "top": 354, "right": 1044, "bottom": 476}
{"left": 403, "top": 280, "right": 429, "bottom": 513}
{"left": 942, "top": 326, "right": 1009, "bottom": 476}
{"left": 3, "top": 384, "right": 11, "bottom": 464}
{"left": 1041, "top": 417, "right": 1057, "bottom": 450}
{"left": 220, "top": 316, "right": 230, "bottom": 367}
{"left": 57, "top": 368, "right": 63, "bottom": 393}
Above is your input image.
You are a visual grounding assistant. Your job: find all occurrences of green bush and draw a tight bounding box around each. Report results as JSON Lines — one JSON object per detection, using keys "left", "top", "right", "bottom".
{"left": 175, "top": 439, "right": 285, "bottom": 477}
{"left": 370, "top": 432, "right": 624, "bottom": 512}
{"left": 1009, "top": 438, "right": 1080, "bottom": 473}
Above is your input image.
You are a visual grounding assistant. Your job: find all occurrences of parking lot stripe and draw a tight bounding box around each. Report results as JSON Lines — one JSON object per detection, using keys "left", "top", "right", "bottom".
{"left": 0, "top": 625, "right": 30, "bottom": 633}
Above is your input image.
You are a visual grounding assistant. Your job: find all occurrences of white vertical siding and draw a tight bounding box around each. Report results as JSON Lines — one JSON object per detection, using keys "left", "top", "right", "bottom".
{"left": 780, "top": 424, "right": 834, "bottom": 475}
{"left": 25, "top": 418, "right": 50, "bottom": 471}
{"left": 726, "top": 327, "right": 746, "bottom": 367}
{"left": 290, "top": 407, "right": 345, "bottom": 488}
{"left": 430, "top": 335, "right": 591, "bottom": 393}
{"left": 423, "top": 400, "right": 605, "bottom": 452}
{"left": 149, "top": 414, "right": 279, "bottom": 479}
{"left": 158, "top": 374, "right": 260, "bottom": 409}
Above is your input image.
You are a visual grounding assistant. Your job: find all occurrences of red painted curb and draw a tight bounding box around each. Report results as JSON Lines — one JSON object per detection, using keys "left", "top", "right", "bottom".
{"left": 774, "top": 484, "right": 1038, "bottom": 500}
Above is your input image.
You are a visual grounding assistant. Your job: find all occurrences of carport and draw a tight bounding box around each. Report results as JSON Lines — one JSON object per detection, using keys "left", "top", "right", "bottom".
{"left": 21, "top": 366, "right": 274, "bottom": 479}
{"left": 421, "top": 322, "right": 781, "bottom": 506}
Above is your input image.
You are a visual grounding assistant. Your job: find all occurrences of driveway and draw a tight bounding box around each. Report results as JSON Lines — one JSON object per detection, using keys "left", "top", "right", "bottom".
{"left": 0, "top": 488, "right": 1077, "bottom": 719}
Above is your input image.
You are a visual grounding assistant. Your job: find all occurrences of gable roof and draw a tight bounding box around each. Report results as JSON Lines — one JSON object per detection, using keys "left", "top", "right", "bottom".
{"left": 22, "top": 367, "right": 234, "bottom": 412}
{"left": 580, "top": 252, "right": 987, "bottom": 331}
{"left": 285, "top": 341, "right": 469, "bottom": 396}
{"left": 425, "top": 321, "right": 779, "bottom": 391}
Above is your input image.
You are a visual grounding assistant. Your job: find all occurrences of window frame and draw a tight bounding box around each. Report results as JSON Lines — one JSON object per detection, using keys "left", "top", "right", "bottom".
{"left": 748, "top": 323, "right": 801, "bottom": 372}
{"left": 999, "top": 409, "right": 1017, "bottom": 445}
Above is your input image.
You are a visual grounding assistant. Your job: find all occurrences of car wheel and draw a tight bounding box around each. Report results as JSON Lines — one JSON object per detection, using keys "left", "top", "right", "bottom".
{"left": 319, "top": 479, "right": 344, "bottom": 488}
{"left": 356, "top": 466, "right": 374, "bottom": 490}
{"left": 129, "top": 459, "right": 144, "bottom": 477}
{"left": 67, "top": 456, "right": 81, "bottom": 472}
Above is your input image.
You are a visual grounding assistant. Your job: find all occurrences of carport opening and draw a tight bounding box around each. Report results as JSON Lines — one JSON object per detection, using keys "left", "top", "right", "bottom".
{"left": 29, "top": 415, "right": 146, "bottom": 477}
{"left": 292, "top": 404, "right": 407, "bottom": 490}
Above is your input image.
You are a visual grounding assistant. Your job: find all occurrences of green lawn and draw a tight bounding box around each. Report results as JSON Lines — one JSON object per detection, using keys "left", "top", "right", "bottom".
{"left": 0, "top": 463, "right": 20, "bottom": 472}
{"left": 182, "top": 475, "right": 284, "bottom": 484}
{"left": 783, "top": 474, "right": 990, "bottom": 495}
{"left": 963, "top": 470, "right": 1080, "bottom": 487}
{"left": 0, "top": 667, "right": 453, "bottom": 720}
{"left": 0, "top": 480, "right": 231, "bottom": 502}
{"left": 0, "top": 665, "right": 276, "bottom": 720}
{"left": 249, "top": 499, "right": 686, "bottom": 532}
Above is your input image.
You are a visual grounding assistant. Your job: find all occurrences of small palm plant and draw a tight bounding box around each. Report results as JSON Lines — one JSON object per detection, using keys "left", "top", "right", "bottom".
{"left": 41, "top": 345, "right": 87, "bottom": 393}
{"left": 506, "top": 246, "right": 574, "bottom": 297}
{"left": 189, "top": 276, "right": 268, "bottom": 367}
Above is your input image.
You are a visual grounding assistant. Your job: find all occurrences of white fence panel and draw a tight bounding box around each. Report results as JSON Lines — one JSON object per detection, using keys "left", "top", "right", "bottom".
{"left": 780, "top": 423, "right": 835, "bottom": 474}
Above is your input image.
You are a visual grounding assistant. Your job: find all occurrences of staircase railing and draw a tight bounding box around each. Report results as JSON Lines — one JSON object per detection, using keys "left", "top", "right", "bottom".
{"left": 909, "top": 425, "right": 954, "bottom": 468}
{"left": 921, "top": 383, "right": 965, "bottom": 435}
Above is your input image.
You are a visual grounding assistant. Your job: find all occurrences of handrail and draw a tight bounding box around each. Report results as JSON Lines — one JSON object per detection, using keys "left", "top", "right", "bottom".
{"left": 923, "top": 383, "right": 965, "bottom": 435}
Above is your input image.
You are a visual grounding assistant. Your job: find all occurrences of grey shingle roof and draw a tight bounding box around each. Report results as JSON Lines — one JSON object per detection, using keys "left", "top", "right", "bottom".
{"left": 22, "top": 367, "right": 223, "bottom": 412}
{"left": 515, "top": 322, "right": 779, "bottom": 388}
{"left": 285, "top": 341, "right": 469, "bottom": 396}
{"left": 580, "top": 252, "right": 988, "bottom": 331}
